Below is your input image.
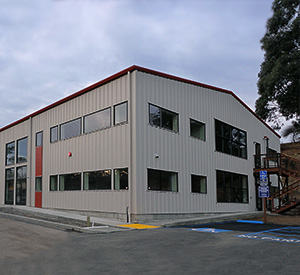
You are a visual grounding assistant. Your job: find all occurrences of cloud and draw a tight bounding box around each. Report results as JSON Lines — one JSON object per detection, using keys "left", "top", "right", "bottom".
{"left": 0, "top": 0, "right": 273, "bottom": 127}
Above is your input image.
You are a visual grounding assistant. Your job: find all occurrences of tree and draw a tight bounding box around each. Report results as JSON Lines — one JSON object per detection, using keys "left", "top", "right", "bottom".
{"left": 281, "top": 121, "right": 300, "bottom": 142}
{"left": 255, "top": 0, "right": 300, "bottom": 130}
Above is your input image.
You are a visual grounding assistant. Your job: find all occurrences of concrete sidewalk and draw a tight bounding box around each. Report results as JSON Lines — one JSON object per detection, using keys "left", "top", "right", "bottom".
{"left": 0, "top": 205, "right": 263, "bottom": 233}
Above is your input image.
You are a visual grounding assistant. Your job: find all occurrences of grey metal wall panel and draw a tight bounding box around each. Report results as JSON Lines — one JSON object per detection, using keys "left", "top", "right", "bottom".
{"left": 134, "top": 71, "right": 280, "bottom": 215}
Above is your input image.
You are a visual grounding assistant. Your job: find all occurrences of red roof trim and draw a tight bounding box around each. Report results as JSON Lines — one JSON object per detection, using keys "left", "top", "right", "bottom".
{"left": 0, "top": 65, "right": 280, "bottom": 138}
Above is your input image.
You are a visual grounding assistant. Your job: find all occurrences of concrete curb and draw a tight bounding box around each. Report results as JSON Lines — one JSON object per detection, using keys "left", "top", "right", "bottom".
{"left": 161, "top": 212, "right": 263, "bottom": 227}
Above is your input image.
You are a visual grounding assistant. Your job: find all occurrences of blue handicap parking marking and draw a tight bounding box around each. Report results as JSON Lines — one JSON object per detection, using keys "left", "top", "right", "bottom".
{"left": 237, "top": 226, "right": 300, "bottom": 244}
{"left": 191, "top": 228, "right": 232, "bottom": 233}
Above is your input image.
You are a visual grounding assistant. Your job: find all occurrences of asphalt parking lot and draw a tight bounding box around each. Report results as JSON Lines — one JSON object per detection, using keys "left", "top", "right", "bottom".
{"left": 1, "top": 214, "right": 300, "bottom": 275}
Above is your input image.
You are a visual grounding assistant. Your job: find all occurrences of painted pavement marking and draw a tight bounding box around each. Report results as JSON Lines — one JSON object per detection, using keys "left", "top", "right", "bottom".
{"left": 237, "top": 226, "right": 300, "bottom": 244}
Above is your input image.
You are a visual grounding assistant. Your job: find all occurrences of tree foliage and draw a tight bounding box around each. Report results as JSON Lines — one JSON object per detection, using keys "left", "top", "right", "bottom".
{"left": 255, "top": 0, "right": 300, "bottom": 130}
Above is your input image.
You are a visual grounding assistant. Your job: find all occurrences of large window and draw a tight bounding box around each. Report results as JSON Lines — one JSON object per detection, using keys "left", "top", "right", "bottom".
{"left": 84, "top": 108, "right": 111, "bottom": 133}
{"left": 215, "top": 120, "right": 247, "bottom": 159}
{"left": 5, "top": 141, "right": 15, "bottom": 166}
{"left": 83, "top": 170, "right": 111, "bottom": 190}
{"left": 190, "top": 119, "right": 205, "bottom": 140}
{"left": 5, "top": 168, "right": 14, "bottom": 205}
{"left": 59, "top": 173, "right": 81, "bottom": 191}
{"left": 216, "top": 170, "right": 248, "bottom": 203}
{"left": 60, "top": 118, "right": 81, "bottom": 140}
{"left": 149, "top": 104, "right": 179, "bottom": 132}
{"left": 16, "top": 166, "right": 27, "bottom": 205}
{"left": 191, "top": 174, "right": 207, "bottom": 193}
{"left": 114, "top": 168, "right": 128, "bottom": 190}
{"left": 50, "top": 126, "right": 58, "bottom": 143}
{"left": 148, "top": 169, "right": 178, "bottom": 192}
{"left": 114, "top": 102, "right": 128, "bottom": 125}
{"left": 17, "top": 137, "right": 28, "bottom": 164}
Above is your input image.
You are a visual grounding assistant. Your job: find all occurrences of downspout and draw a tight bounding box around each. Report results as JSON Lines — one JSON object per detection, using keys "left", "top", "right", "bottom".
{"left": 128, "top": 70, "right": 133, "bottom": 223}
{"left": 28, "top": 116, "right": 33, "bottom": 206}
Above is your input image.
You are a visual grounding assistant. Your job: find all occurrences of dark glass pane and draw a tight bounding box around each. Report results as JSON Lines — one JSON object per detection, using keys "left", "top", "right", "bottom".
{"left": 160, "top": 171, "right": 177, "bottom": 191}
{"left": 149, "top": 104, "right": 161, "bottom": 127}
{"left": 161, "top": 110, "right": 174, "bottom": 131}
{"left": 239, "top": 131, "right": 246, "bottom": 145}
{"left": 114, "top": 168, "right": 128, "bottom": 190}
{"left": 216, "top": 136, "right": 223, "bottom": 152}
{"left": 224, "top": 139, "right": 231, "bottom": 154}
{"left": 148, "top": 169, "right": 161, "bottom": 190}
{"left": 59, "top": 173, "right": 81, "bottom": 191}
{"left": 5, "top": 168, "right": 14, "bottom": 205}
{"left": 191, "top": 175, "right": 207, "bottom": 193}
{"left": 84, "top": 108, "right": 111, "bottom": 133}
{"left": 223, "top": 124, "right": 231, "bottom": 139}
{"left": 60, "top": 119, "right": 81, "bottom": 140}
{"left": 215, "top": 120, "right": 223, "bottom": 136}
{"left": 6, "top": 142, "right": 15, "bottom": 166}
{"left": 232, "top": 142, "right": 239, "bottom": 157}
{"left": 84, "top": 170, "right": 111, "bottom": 190}
{"left": 16, "top": 166, "right": 27, "bottom": 205}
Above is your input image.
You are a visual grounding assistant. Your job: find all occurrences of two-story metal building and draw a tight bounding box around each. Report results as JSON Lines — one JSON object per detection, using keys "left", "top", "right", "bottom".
{"left": 0, "top": 66, "right": 280, "bottom": 221}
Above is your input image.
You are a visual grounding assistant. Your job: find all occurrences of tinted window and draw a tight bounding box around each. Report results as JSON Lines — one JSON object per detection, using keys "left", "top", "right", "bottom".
{"left": 114, "top": 102, "right": 128, "bottom": 125}
{"left": 6, "top": 142, "right": 15, "bottom": 166}
{"left": 17, "top": 138, "right": 28, "bottom": 164}
{"left": 84, "top": 108, "right": 111, "bottom": 133}
{"left": 60, "top": 118, "right": 81, "bottom": 140}
{"left": 50, "top": 126, "right": 58, "bottom": 143}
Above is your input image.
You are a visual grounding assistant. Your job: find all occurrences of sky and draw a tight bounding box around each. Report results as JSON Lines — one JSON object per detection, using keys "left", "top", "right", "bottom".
{"left": 0, "top": 0, "right": 276, "bottom": 133}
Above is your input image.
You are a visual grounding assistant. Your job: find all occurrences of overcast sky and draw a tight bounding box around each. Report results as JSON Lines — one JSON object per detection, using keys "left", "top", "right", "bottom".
{"left": 0, "top": 0, "right": 275, "bottom": 131}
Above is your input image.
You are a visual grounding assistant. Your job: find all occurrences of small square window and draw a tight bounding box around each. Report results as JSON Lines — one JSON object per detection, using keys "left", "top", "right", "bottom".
{"left": 191, "top": 175, "right": 207, "bottom": 193}
{"left": 114, "top": 102, "right": 128, "bottom": 125}
{"left": 190, "top": 119, "right": 205, "bottom": 140}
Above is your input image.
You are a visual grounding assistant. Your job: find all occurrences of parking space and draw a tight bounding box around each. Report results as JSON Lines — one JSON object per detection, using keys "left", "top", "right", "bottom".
{"left": 186, "top": 221, "right": 300, "bottom": 244}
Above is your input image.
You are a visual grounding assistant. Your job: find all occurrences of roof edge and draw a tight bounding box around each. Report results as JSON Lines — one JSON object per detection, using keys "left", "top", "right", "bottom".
{"left": 0, "top": 65, "right": 280, "bottom": 138}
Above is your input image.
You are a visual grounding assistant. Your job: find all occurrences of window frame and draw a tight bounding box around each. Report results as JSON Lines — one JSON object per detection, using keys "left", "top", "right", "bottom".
{"left": 215, "top": 119, "right": 247, "bottom": 159}
{"left": 216, "top": 170, "right": 249, "bottom": 203}
{"left": 16, "top": 137, "right": 28, "bottom": 164}
{"left": 36, "top": 131, "right": 43, "bottom": 147}
{"left": 114, "top": 168, "right": 129, "bottom": 190}
{"left": 60, "top": 118, "right": 82, "bottom": 140}
{"left": 50, "top": 126, "right": 58, "bottom": 143}
{"left": 59, "top": 173, "right": 82, "bottom": 191}
{"left": 147, "top": 168, "right": 178, "bottom": 192}
{"left": 190, "top": 118, "right": 206, "bottom": 141}
{"left": 148, "top": 103, "right": 179, "bottom": 133}
{"left": 83, "top": 169, "right": 112, "bottom": 190}
{"left": 113, "top": 101, "right": 128, "bottom": 125}
{"left": 83, "top": 107, "right": 111, "bottom": 134}
{"left": 5, "top": 141, "right": 15, "bottom": 166}
{"left": 49, "top": 175, "right": 58, "bottom": 191}
{"left": 191, "top": 174, "right": 207, "bottom": 194}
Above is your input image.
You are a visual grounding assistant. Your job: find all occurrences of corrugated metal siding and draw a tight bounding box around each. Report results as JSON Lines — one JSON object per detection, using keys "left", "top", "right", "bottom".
{"left": 134, "top": 71, "right": 280, "bottom": 214}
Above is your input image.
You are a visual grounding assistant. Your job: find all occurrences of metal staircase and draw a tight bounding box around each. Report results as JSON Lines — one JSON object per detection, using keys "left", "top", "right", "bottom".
{"left": 254, "top": 153, "right": 300, "bottom": 214}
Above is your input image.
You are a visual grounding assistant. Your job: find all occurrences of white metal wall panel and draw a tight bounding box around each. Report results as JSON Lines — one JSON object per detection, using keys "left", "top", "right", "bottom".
{"left": 134, "top": 71, "right": 280, "bottom": 215}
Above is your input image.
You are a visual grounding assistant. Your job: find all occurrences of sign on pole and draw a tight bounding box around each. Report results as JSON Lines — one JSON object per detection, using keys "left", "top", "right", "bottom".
{"left": 258, "top": 186, "right": 269, "bottom": 198}
{"left": 259, "top": 170, "right": 268, "bottom": 186}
